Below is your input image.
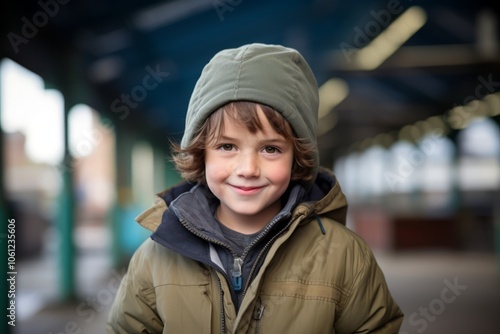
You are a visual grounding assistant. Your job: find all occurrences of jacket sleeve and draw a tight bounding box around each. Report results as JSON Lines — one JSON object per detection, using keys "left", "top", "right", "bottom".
{"left": 107, "top": 241, "right": 164, "bottom": 334}
{"left": 335, "top": 241, "right": 404, "bottom": 333}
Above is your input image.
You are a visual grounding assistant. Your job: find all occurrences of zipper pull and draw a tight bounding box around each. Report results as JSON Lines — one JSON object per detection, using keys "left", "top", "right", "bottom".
{"left": 232, "top": 257, "right": 243, "bottom": 291}
{"left": 253, "top": 304, "right": 265, "bottom": 320}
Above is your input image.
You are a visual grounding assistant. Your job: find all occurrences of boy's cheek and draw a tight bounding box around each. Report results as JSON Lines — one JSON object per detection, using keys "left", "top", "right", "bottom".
{"left": 264, "top": 163, "right": 292, "bottom": 184}
{"left": 205, "top": 163, "right": 232, "bottom": 181}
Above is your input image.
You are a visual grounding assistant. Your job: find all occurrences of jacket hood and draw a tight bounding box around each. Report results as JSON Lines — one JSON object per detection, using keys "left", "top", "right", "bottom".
{"left": 304, "top": 168, "right": 348, "bottom": 226}
{"left": 136, "top": 168, "right": 347, "bottom": 234}
{"left": 181, "top": 43, "right": 320, "bottom": 184}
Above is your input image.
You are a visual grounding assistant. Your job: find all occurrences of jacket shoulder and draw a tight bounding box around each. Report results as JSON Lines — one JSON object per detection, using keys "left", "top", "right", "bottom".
{"left": 301, "top": 216, "right": 373, "bottom": 261}
{"left": 128, "top": 237, "right": 210, "bottom": 286}
{"left": 314, "top": 218, "right": 404, "bottom": 332}
{"left": 290, "top": 217, "right": 382, "bottom": 300}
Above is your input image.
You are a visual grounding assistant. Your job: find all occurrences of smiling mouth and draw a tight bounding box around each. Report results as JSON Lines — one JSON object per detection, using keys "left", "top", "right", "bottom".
{"left": 237, "top": 186, "right": 262, "bottom": 190}
{"left": 231, "top": 185, "right": 264, "bottom": 193}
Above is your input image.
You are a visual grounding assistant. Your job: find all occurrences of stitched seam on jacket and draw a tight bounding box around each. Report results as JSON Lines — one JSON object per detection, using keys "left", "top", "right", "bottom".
{"left": 260, "top": 281, "right": 345, "bottom": 304}
{"left": 337, "top": 241, "right": 370, "bottom": 315}
{"left": 273, "top": 278, "right": 350, "bottom": 295}
{"left": 154, "top": 283, "right": 210, "bottom": 288}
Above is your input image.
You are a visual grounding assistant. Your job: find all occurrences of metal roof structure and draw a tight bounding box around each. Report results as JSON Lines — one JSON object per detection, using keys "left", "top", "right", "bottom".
{"left": 2, "top": 0, "right": 499, "bottom": 166}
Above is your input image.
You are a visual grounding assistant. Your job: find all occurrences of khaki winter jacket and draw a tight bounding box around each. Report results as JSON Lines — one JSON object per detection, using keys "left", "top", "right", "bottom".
{"left": 107, "top": 171, "right": 403, "bottom": 333}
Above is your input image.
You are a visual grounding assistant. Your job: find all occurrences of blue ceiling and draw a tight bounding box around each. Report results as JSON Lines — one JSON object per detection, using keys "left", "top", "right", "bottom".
{"left": 2, "top": 0, "right": 499, "bottom": 165}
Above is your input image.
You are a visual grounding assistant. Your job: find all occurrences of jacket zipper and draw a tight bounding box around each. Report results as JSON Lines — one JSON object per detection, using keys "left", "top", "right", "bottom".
{"left": 253, "top": 303, "right": 265, "bottom": 334}
{"left": 181, "top": 212, "right": 305, "bottom": 295}
{"left": 180, "top": 212, "right": 308, "bottom": 331}
{"left": 213, "top": 268, "right": 226, "bottom": 334}
{"left": 179, "top": 219, "right": 236, "bottom": 332}
{"left": 179, "top": 215, "right": 281, "bottom": 294}
{"left": 242, "top": 214, "right": 302, "bottom": 296}
{"left": 229, "top": 214, "right": 287, "bottom": 293}
{"left": 232, "top": 257, "right": 243, "bottom": 291}
{"left": 179, "top": 217, "right": 239, "bottom": 260}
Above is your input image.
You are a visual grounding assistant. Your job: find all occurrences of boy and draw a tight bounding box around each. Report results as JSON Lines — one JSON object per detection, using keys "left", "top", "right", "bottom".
{"left": 108, "top": 43, "right": 403, "bottom": 333}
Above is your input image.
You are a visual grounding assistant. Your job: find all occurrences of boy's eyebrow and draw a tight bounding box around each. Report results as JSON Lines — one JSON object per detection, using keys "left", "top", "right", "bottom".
{"left": 216, "top": 134, "right": 288, "bottom": 144}
{"left": 262, "top": 138, "right": 289, "bottom": 145}
{"left": 213, "top": 135, "right": 237, "bottom": 142}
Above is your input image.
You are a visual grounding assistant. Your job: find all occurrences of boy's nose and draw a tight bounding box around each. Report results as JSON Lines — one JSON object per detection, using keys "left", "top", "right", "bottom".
{"left": 236, "top": 152, "right": 260, "bottom": 178}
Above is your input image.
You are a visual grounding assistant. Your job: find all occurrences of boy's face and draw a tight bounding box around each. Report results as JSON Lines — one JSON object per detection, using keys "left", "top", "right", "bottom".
{"left": 204, "top": 106, "right": 293, "bottom": 233}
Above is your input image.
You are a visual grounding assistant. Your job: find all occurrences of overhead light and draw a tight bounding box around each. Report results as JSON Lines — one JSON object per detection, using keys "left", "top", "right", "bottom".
{"left": 373, "top": 133, "right": 394, "bottom": 148}
{"left": 398, "top": 124, "right": 421, "bottom": 142}
{"left": 133, "top": 0, "right": 212, "bottom": 31}
{"left": 317, "top": 112, "right": 338, "bottom": 136}
{"left": 355, "top": 6, "right": 427, "bottom": 70}
{"left": 317, "top": 78, "right": 349, "bottom": 135}
{"left": 425, "top": 115, "right": 449, "bottom": 135}
{"left": 485, "top": 92, "right": 500, "bottom": 116}
{"left": 447, "top": 105, "right": 473, "bottom": 130}
{"left": 445, "top": 93, "right": 500, "bottom": 130}
{"left": 318, "top": 78, "right": 349, "bottom": 118}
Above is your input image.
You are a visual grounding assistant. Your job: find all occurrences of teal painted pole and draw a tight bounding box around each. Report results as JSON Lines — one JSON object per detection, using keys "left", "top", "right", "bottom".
{"left": 55, "top": 49, "right": 81, "bottom": 301}
{"left": 110, "top": 200, "right": 123, "bottom": 269}
{"left": 57, "top": 103, "right": 76, "bottom": 301}
{"left": 111, "top": 123, "right": 132, "bottom": 268}
{"left": 111, "top": 124, "right": 123, "bottom": 268}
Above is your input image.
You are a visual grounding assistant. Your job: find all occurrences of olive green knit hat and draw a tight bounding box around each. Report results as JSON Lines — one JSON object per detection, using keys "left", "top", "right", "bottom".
{"left": 181, "top": 43, "right": 320, "bottom": 183}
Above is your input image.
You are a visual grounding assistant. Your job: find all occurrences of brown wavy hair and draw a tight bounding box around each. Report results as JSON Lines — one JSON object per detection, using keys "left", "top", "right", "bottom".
{"left": 171, "top": 101, "right": 317, "bottom": 184}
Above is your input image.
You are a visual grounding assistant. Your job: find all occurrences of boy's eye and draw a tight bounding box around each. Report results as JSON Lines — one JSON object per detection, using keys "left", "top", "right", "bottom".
{"left": 218, "top": 144, "right": 234, "bottom": 151}
{"left": 263, "top": 146, "right": 280, "bottom": 154}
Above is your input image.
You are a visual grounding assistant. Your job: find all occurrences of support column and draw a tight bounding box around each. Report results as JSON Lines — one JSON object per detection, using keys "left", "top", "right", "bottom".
{"left": 111, "top": 122, "right": 133, "bottom": 268}
{"left": 57, "top": 106, "right": 76, "bottom": 301}
{"left": 55, "top": 49, "right": 84, "bottom": 301}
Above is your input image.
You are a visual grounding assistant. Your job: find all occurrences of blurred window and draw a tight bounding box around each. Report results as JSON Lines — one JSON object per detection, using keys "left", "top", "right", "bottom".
{"left": 457, "top": 118, "right": 500, "bottom": 190}
{"left": 359, "top": 145, "right": 389, "bottom": 197}
{"left": 132, "top": 141, "right": 155, "bottom": 208}
{"left": 69, "top": 104, "right": 95, "bottom": 158}
{"left": 1, "top": 58, "right": 64, "bottom": 164}
{"left": 418, "top": 134, "right": 455, "bottom": 193}
{"left": 386, "top": 140, "right": 420, "bottom": 194}
{"left": 334, "top": 152, "right": 361, "bottom": 202}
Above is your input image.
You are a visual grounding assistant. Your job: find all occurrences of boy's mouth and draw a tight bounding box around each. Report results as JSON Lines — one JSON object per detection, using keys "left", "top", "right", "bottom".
{"left": 230, "top": 185, "right": 264, "bottom": 194}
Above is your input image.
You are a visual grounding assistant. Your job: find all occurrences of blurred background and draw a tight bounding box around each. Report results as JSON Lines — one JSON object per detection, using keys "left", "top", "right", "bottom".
{"left": 0, "top": 0, "right": 499, "bottom": 333}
